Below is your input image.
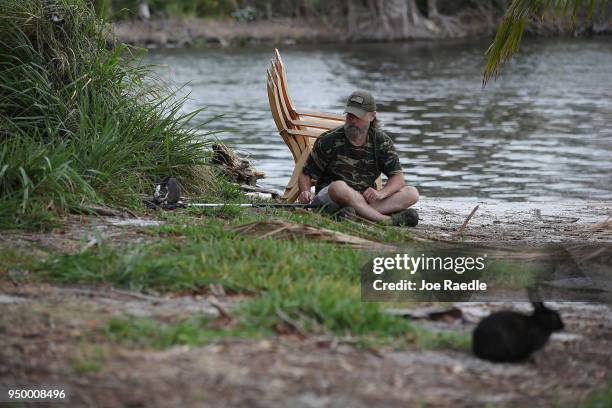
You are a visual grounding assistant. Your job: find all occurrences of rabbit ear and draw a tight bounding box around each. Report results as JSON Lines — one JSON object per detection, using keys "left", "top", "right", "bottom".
{"left": 527, "top": 286, "right": 542, "bottom": 303}
{"left": 532, "top": 301, "right": 546, "bottom": 310}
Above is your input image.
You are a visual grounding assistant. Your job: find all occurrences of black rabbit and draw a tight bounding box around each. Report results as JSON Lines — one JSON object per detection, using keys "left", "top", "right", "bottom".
{"left": 472, "top": 302, "right": 564, "bottom": 362}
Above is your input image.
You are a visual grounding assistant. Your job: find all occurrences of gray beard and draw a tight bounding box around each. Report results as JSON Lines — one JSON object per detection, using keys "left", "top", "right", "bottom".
{"left": 344, "top": 123, "right": 368, "bottom": 142}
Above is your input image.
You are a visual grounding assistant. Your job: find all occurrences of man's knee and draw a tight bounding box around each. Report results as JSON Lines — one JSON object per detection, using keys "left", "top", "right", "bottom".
{"left": 328, "top": 181, "right": 354, "bottom": 204}
{"left": 399, "top": 186, "right": 419, "bottom": 208}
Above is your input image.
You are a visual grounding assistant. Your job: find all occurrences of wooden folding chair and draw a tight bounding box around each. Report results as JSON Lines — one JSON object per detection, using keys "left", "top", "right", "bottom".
{"left": 267, "top": 49, "right": 381, "bottom": 203}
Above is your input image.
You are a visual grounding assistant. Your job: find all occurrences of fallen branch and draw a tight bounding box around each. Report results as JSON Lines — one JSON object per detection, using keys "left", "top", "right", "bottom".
{"left": 211, "top": 143, "right": 265, "bottom": 186}
{"left": 229, "top": 219, "right": 394, "bottom": 250}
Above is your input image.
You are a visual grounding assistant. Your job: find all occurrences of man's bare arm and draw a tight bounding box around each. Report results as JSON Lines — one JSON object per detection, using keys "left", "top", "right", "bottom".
{"left": 298, "top": 172, "right": 315, "bottom": 203}
{"left": 380, "top": 173, "right": 405, "bottom": 198}
{"left": 363, "top": 173, "right": 405, "bottom": 203}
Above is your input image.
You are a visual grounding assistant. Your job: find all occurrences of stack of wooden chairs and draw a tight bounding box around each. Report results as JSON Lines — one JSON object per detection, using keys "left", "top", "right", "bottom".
{"left": 267, "top": 49, "right": 382, "bottom": 202}
{"left": 266, "top": 49, "right": 344, "bottom": 202}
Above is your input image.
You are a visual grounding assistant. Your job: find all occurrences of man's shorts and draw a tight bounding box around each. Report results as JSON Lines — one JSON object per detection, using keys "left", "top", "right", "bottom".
{"left": 311, "top": 185, "right": 340, "bottom": 213}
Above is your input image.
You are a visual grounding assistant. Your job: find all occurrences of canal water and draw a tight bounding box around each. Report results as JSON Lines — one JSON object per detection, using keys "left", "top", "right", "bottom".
{"left": 146, "top": 38, "right": 612, "bottom": 203}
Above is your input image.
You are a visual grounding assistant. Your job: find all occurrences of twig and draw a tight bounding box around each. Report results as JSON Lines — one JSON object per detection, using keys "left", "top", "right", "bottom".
{"left": 352, "top": 214, "right": 386, "bottom": 229}
{"left": 120, "top": 207, "right": 140, "bottom": 218}
{"left": 108, "top": 287, "right": 165, "bottom": 301}
{"left": 209, "top": 296, "right": 234, "bottom": 321}
{"left": 534, "top": 208, "right": 543, "bottom": 221}
{"left": 456, "top": 205, "right": 479, "bottom": 239}
{"left": 53, "top": 286, "right": 165, "bottom": 303}
{"left": 275, "top": 307, "right": 308, "bottom": 337}
{"left": 259, "top": 225, "right": 291, "bottom": 238}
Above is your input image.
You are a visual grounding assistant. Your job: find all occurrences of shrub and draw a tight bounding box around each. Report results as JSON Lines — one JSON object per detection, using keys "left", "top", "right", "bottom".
{"left": 0, "top": 0, "right": 213, "bottom": 228}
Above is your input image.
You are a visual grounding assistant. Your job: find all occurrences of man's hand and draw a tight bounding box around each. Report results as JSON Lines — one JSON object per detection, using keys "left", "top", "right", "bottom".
{"left": 298, "top": 172, "right": 314, "bottom": 204}
{"left": 298, "top": 190, "right": 315, "bottom": 204}
{"left": 362, "top": 187, "right": 385, "bottom": 203}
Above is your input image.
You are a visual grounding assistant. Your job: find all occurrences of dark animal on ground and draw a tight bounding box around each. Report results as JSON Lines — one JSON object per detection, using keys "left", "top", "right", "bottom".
{"left": 472, "top": 302, "right": 564, "bottom": 362}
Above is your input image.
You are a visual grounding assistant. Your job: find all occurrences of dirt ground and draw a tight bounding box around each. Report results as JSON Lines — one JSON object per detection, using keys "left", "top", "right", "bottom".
{"left": 1, "top": 200, "right": 611, "bottom": 407}
{"left": 1, "top": 284, "right": 611, "bottom": 407}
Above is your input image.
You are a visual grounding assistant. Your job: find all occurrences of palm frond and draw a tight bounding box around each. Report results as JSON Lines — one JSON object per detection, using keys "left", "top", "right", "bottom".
{"left": 483, "top": 0, "right": 608, "bottom": 86}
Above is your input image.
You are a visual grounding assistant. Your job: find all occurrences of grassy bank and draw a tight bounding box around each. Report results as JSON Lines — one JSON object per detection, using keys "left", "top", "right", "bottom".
{"left": 0, "top": 0, "right": 213, "bottom": 229}
{"left": 39, "top": 211, "right": 427, "bottom": 347}
{"left": 0, "top": 208, "right": 469, "bottom": 351}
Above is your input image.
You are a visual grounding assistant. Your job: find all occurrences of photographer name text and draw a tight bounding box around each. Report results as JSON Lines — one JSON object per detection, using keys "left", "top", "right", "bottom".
{"left": 372, "top": 279, "right": 487, "bottom": 291}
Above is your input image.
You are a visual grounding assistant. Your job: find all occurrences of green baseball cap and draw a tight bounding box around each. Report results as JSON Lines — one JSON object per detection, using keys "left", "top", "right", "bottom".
{"left": 344, "top": 90, "right": 376, "bottom": 118}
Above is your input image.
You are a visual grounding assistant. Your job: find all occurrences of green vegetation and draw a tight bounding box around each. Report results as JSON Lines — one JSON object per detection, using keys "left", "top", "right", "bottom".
{"left": 71, "top": 344, "right": 110, "bottom": 374}
{"left": 19, "top": 207, "right": 545, "bottom": 350}
{"left": 104, "top": 316, "right": 263, "bottom": 348}
{"left": 479, "top": 258, "right": 539, "bottom": 288}
{"left": 25, "top": 211, "right": 468, "bottom": 350}
{"left": 103, "top": 312, "right": 469, "bottom": 350}
{"left": 39, "top": 216, "right": 365, "bottom": 293}
{"left": 0, "top": 0, "right": 213, "bottom": 229}
{"left": 0, "top": 246, "right": 43, "bottom": 273}
{"left": 580, "top": 384, "right": 612, "bottom": 408}
{"left": 484, "top": 0, "right": 608, "bottom": 84}
{"left": 557, "top": 383, "right": 612, "bottom": 408}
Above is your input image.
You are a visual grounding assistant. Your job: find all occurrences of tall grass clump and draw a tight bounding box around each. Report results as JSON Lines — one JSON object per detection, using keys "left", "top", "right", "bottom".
{"left": 0, "top": 0, "right": 212, "bottom": 228}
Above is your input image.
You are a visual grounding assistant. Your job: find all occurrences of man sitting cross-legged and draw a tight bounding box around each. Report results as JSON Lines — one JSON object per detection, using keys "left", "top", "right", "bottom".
{"left": 297, "top": 90, "right": 419, "bottom": 227}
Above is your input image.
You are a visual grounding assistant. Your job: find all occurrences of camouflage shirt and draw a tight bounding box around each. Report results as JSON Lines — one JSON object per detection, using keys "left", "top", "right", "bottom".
{"left": 302, "top": 125, "right": 402, "bottom": 194}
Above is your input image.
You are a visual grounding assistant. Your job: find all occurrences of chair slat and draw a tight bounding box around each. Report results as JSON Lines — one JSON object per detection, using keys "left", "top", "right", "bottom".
{"left": 268, "top": 78, "right": 305, "bottom": 162}
{"left": 291, "top": 119, "right": 341, "bottom": 130}
{"left": 297, "top": 110, "right": 346, "bottom": 121}
{"left": 283, "top": 128, "right": 323, "bottom": 138}
{"left": 282, "top": 149, "right": 311, "bottom": 202}
{"left": 268, "top": 71, "right": 311, "bottom": 154}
